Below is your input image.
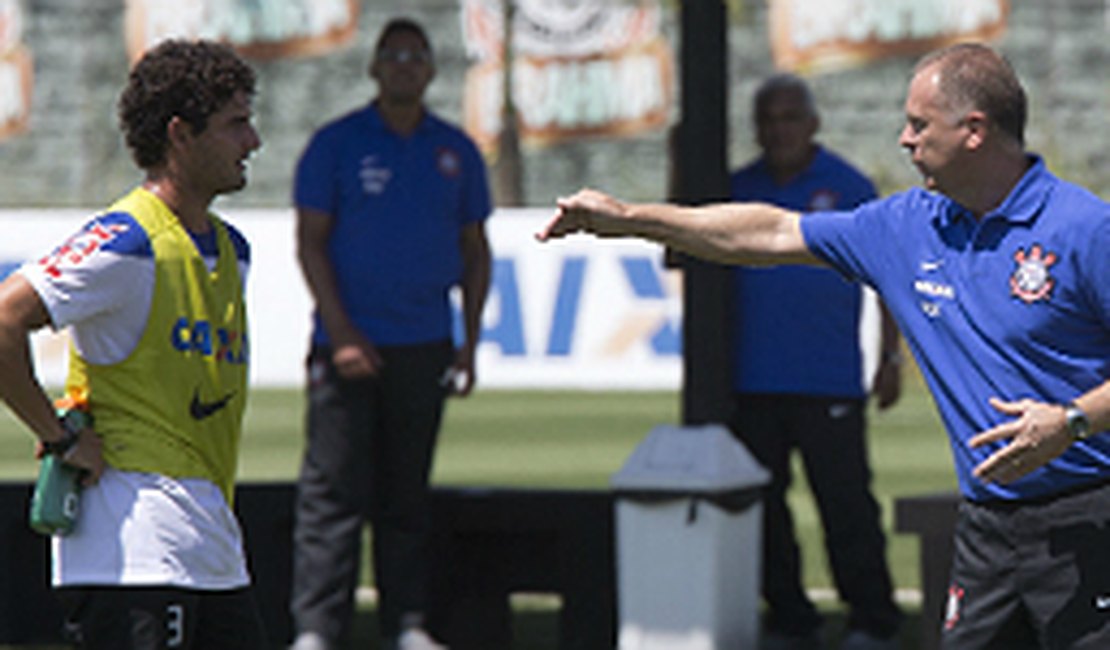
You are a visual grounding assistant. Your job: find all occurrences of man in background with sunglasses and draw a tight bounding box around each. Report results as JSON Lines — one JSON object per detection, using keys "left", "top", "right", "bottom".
{"left": 289, "top": 17, "right": 492, "bottom": 650}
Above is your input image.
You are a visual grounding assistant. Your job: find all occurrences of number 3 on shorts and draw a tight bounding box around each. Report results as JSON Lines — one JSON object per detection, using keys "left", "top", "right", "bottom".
{"left": 166, "top": 602, "right": 185, "bottom": 648}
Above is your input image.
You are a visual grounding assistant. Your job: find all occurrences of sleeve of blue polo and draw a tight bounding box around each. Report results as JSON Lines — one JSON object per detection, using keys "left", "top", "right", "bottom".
{"left": 459, "top": 137, "right": 492, "bottom": 225}
{"left": 800, "top": 209, "right": 872, "bottom": 285}
{"left": 292, "top": 130, "right": 337, "bottom": 214}
{"left": 800, "top": 196, "right": 902, "bottom": 289}
{"left": 1089, "top": 215, "right": 1110, "bottom": 329}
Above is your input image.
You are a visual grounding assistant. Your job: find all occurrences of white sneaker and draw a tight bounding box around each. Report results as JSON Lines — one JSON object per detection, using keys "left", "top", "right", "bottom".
{"left": 396, "top": 626, "right": 448, "bottom": 650}
{"left": 289, "top": 631, "right": 331, "bottom": 650}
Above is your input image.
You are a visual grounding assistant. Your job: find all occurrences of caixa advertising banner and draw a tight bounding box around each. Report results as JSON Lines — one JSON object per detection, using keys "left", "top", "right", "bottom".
{"left": 0, "top": 209, "right": 683, "bottom": 390}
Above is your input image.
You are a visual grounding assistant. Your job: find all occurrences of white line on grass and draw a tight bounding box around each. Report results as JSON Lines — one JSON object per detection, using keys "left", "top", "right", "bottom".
{"left": 355, "top": 587, "right": 923, "bottom": 608}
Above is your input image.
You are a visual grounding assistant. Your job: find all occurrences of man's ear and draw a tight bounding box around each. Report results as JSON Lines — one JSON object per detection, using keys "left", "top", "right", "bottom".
{"left": 166, "top": 116, "right": 193, "bottom": 149}
{"left": 964, "top": 110, "right": 988, "bottom": 150}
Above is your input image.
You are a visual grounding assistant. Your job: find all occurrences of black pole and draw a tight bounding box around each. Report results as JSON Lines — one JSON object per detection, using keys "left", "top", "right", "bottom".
{"left": 677, "top": 1, "right": 733, "bottom": 425}
{"left": 493, "top": 0, "right": 524, "bottom": 206}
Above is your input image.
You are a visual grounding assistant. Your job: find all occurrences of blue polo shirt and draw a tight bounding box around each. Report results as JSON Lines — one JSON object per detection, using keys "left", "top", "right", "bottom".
{"left": 294, "top": 103, "right": 492, "bottom": 346}
{"left": 802, "top": 156, "right": 1110, "bottom": 502}
{"left": 731, "top": 146, "right": 878, "bottom": 397}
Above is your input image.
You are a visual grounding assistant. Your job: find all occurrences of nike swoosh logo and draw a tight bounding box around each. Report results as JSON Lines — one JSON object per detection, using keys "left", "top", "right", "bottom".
{"left": 190, "top": 388, "right": 236, "bottom": 420}
{"left": 1095, "top": 595, "right": 1110, "bottom": 611}
{"left": 920, "top": 260, "right": 944, "bottom": 272}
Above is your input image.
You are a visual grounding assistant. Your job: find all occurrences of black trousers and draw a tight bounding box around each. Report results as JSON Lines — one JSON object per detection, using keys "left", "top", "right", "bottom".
{"left": 55, "top": 586, "right": 266, "bottom": 650}
{"left": 942, "top": 480, "right": 1110, "bottom": 650}
{"left": 729, "top": 393, "right": 901, "bottom": 637}
{"left": 290, "top": 340, "right": 454, "bottom": 643}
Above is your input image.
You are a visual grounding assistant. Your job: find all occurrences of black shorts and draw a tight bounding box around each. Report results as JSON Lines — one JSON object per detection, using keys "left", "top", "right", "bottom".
{"left": 941, "top": 480, "right": 1110, "bottom": 650}
{"left": 55, "top": 585, "right": 267, "bottom": 650}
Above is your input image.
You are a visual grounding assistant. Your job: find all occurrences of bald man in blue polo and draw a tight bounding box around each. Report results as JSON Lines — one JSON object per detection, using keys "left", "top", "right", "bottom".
{"left": 540, "top": 43, "right": 1110, "bottom": 650}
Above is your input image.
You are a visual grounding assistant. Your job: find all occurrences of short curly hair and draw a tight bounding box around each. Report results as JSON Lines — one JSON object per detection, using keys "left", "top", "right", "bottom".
{"left": 118, "top": 39, "right": 256, "bottom": 170}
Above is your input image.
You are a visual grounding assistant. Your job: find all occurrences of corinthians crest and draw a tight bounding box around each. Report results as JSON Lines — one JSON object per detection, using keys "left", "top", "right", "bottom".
{"left": 1010, "top": 244, "right": 1057, "bottom": 304}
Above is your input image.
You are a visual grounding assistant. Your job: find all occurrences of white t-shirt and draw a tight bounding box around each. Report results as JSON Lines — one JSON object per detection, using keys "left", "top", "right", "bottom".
{"left": 20, "top": 209, "right": 253, "bottom": 589}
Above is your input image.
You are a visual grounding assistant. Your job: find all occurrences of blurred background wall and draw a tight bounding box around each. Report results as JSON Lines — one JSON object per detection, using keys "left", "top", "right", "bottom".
{"left": 1, "top": 0, "right": 1107, "bottom": 210}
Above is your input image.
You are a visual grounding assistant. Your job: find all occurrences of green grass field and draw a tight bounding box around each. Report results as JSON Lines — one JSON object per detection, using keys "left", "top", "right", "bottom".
{"left": 230, "top": 372, "right": 955, "bottom": 593}
{"left": 0, "top": 369, "right": 955, "bottom": 648}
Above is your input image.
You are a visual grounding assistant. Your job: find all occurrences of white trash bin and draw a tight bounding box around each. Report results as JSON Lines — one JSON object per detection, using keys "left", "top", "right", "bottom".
{"left": 611, "top": 424, "right": 770, "bottom": 650}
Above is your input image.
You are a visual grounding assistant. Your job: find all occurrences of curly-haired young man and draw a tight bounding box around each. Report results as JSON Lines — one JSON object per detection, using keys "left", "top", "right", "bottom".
{"left": 0, "top": 39, "right": 265, "bottom": 649}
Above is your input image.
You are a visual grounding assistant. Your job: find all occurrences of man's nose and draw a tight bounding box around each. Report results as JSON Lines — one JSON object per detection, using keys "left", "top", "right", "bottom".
{"left": 897, "top": 125, "right": 915, "bottom": 150}
{"left": 246, "top": 126, "right": 262, "bottom": 152}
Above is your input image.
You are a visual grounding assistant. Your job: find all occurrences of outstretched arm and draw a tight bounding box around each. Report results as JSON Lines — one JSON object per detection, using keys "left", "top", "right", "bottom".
{"left": 536, "top": 188, "right": 823, "bottom": 267}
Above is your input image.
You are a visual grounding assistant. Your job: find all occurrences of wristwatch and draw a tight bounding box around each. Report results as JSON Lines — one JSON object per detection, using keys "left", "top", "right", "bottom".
{"left": 1064, "top": 402, "right": 1092, "bottom": 441}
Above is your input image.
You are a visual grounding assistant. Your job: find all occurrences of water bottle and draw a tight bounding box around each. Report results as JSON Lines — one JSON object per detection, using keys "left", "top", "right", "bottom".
{"left": 28, "top": 408, "right": 91, "bottom": 536}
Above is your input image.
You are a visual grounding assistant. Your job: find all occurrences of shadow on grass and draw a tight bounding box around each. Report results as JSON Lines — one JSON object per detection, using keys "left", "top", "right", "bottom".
{"left": 0, "top": 604, "right": 926, "bottom": 650}
{"left": 343, "top": 604, "right": 926, "bottom": 650}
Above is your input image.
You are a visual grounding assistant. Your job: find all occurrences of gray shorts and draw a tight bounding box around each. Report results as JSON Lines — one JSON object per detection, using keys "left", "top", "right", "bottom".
{"left": 941, "top": 480, "right": 1110, "bottom": 650}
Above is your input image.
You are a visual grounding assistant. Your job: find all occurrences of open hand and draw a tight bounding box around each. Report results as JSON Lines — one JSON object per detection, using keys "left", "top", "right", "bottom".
{"left": 970, "top": 397, "right": 1071, "bottom": 484}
